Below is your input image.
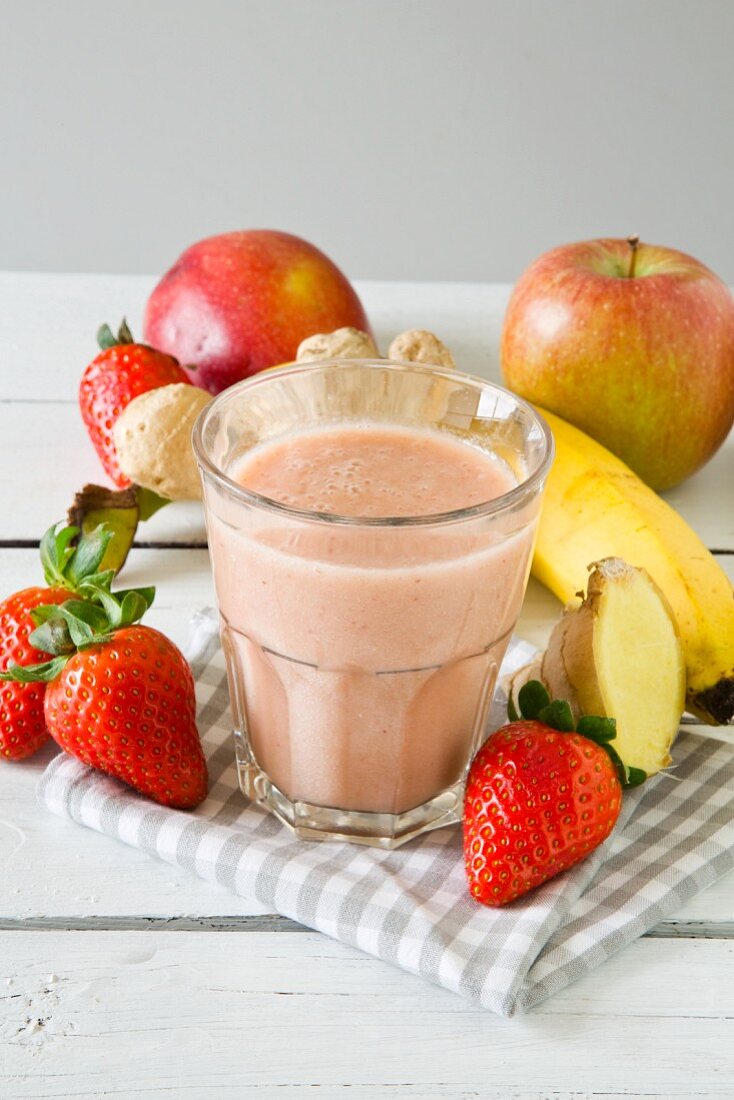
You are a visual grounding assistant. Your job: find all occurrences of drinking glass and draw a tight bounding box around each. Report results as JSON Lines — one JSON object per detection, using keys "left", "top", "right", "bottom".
{"left": 193, "top": 360, "right": 553, "bottom": 848}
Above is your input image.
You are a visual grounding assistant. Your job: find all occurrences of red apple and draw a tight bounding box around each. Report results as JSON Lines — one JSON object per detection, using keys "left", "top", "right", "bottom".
{"left": 143, "top": 230, "right": 371, "bottom": 394}
{"left": 501, "top": 237, "right": 734, "bottom": 490}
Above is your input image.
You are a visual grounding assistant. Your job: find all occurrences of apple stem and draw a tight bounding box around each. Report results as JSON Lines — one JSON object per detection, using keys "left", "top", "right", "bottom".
{"left": 626, "top": 234, "right": 640, "bottom": 278}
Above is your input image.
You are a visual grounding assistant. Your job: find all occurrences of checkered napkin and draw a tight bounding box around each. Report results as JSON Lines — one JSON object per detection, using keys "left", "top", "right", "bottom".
{"left": 37, "top": 608, "right": 734, "bottom": 1016}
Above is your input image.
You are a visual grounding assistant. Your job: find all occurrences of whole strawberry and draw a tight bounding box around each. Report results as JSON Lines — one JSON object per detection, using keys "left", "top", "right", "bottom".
{"left": 0, "top": 522, "right": 120, "bottom": 761}
{"left": 79, "top": 319, "right": 190, "bottom": 487}
{"left": 464, "top": 682, "right": 638, "bottom": 907}
{"left": 0, "top": 586, "right": 70, "bottom": 759}
{"left": 45, "top": 625, "right": 207, "bottom": 809}
{"left": 2, "top": 588, "right": 208, "bottom": 809}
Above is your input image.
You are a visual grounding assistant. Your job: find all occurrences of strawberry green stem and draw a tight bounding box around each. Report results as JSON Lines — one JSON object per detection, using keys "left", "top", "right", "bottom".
{"left": 509, "top": 678, "right": 646, "bottom": 789}
{"left": 40, "top": 522, "right": 113, "bottom": 590}
{"left": 97, "top": 318, "right": 134, "bottom": 350}
{"left": 0, "top": 522, "right": 156, "bottom": 685}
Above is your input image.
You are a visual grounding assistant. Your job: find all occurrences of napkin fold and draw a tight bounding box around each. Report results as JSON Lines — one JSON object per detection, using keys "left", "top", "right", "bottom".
{"left": 38, "top": 608, "right": 734, "bottom": 1015}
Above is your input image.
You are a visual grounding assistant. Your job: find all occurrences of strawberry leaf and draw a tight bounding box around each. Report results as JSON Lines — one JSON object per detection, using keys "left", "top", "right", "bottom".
{"left": 117, "top": 318, "right": 134, "bottom": 344}
{"left": 537, "top": 699, "right": 575, "bottom": 732}
{"left": 576, "top": 715, "right": 617, "bottom": 743}
{"left": 97, "top": 318, "right": 134, "bottom": 350}
{"left": 40, "top": 520, "right": 124, "bottom": 593}
{"left": 517, "top": 680, "right": 550, "bottom": 720}
{"left": 594, "top": 741, "right": 646, "bottom": 788}
{"left": 60, "top": 609, "right": 95, "bottom": 647}
{"left": 29, "top": 616, "right": 76, "bottom": 657}
{"left": 119, "top": 591, "right": 149, "bottom": 627}
{"left": 115, "top": 585, "right": 155, "bottom": 610}
{"left": 66, "top": 526, "right": 114, "bottom": 587}
{"left": 1, "top": 557, "right": 154, "bottom": 682}
{"left": 81, "top": 584, "right": 123, "bottom": 629}
{"left": 0, "top": 656, "right": 69, "bottom": 683}
{"left": 60, "top": 600, "right": 109, "bottom": 631}
{"left": 35, "top": 600, "right": 111, "bottom": 650}
{"left": 55, "top": 524, "right": 78, "bottom": 571}
{"left": 30, "top": 603, "right": 66, "bottom": 626}
{"left": 77, "top": 569, "right": 117, "bottom": 592}
{"left": 79, "top": 583, "right": 153, "bottom": 629}
{"left": 96, "top": 323, "right": 118, "bottom": 350}
{"left": 604, "top": 744, "right": 632, "bottom": 787}
{"left": 40, "top": 523, "right": 78, "bottom": 588}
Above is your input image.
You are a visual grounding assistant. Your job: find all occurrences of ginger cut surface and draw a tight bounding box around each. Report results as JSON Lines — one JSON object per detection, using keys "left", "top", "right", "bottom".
{"left": 546, "top": 558, "right": 686, "bottom": 775}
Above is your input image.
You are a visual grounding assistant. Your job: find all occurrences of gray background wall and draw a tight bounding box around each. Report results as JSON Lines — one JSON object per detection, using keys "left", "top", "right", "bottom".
{"left": 1, "top": 0, "right": 732, "bottom": 282}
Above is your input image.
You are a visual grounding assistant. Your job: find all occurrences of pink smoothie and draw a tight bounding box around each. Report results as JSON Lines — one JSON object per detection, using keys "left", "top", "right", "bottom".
{"left": 206, "top": 424, "right": 537, "bottom": 815}
{"left": 238, "top": 424, "right": 514, "bottom": 518}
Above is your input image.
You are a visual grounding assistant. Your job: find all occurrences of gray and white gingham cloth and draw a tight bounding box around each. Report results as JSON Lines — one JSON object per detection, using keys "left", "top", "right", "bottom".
{"left": 38, "top": 608, "right": 734, "bottom": 1016}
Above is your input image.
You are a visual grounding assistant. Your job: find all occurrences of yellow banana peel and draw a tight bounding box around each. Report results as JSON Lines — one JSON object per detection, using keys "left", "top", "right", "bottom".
{"left": 533, "top": 407, "right": 734, "bottom": 724}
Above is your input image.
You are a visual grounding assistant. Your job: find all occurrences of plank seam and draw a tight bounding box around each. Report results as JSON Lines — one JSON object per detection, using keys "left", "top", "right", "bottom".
{"left": 0, "top": 915, "right": 732, "bottom": 937}
{"left": 0, "top": 540, "right": 208, "bottom": 550}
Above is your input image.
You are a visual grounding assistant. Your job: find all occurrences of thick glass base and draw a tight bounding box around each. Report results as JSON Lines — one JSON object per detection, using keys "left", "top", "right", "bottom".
{"left": 233, "top": 728, "right": 462, "bottom": 849}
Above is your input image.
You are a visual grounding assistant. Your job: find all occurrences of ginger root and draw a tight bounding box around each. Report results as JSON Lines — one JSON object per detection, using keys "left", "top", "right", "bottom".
{"left": 113, "top": 383, "right": 211, "bottom": 501}
{"left": 510, "top": 558, "right": 686, "bottom": 776}
{"left": 388, "top": 329, "right": 456, "bottom": 369}
{"left": 296, "top": 327, "right": 379, "bottom": 362}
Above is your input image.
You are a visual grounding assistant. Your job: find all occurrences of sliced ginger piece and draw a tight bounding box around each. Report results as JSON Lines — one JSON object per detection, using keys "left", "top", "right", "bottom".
{"left": 549, "top": 558, "right": 686, "bottom": 775}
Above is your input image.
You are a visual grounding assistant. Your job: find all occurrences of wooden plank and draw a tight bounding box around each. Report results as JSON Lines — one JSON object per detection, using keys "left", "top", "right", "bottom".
{"left": 0, "top": 398, "right": 731, "bottom": 547}
{"left": 0, "top": 401, "right": 206, "bottom": 543}
{"left": 0, "top": 272, "right": 155, "bottom": 404}
{"left": 1, "top": 931, "right": 733, "bottom": 1097}
{"left": 0, "top": 272, "right": 508, "bottom": 402}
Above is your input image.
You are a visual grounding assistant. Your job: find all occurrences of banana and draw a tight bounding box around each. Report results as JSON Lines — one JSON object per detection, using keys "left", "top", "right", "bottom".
{"left": 532, "top": 407, "right": 734, "bottom": 724}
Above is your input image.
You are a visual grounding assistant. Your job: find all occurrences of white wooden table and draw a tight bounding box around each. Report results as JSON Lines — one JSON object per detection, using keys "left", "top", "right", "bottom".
{"left": 1, "top": 272, "right": 733, "bottom": 1099}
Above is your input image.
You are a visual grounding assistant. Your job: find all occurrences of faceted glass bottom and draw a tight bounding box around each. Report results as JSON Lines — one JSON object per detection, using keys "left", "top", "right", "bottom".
{"left": 233, "top": 727, "right": 463, "bottom": 849}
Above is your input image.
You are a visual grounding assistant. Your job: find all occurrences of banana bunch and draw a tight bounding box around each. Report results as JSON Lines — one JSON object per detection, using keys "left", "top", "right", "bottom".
{"left": 533, "top": 408, "right": 734, "bottom": 724}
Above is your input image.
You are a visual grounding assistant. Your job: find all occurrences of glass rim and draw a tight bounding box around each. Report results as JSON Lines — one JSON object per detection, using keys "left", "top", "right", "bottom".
{"left": 191, "top": 359, "right": 554, "bottom": 528}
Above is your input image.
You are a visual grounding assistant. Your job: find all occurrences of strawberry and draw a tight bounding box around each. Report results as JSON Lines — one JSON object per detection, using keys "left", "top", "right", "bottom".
{"left": 79, "top": 319, "right": 190, "bottom": 487}
{"left": 0, "top": 522, "right": 122, "bottom": 761}
{"left": 1, "top": 585, "right": 208, "bottom": 809}
{"left": 45, "top": 625, "right": 207, "bottom": 809}
{"left": 0, "top": 587, "right": 70, "bottom": 759}
{"left": 463, "top": 681, "right": 640, "bottom": 908}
